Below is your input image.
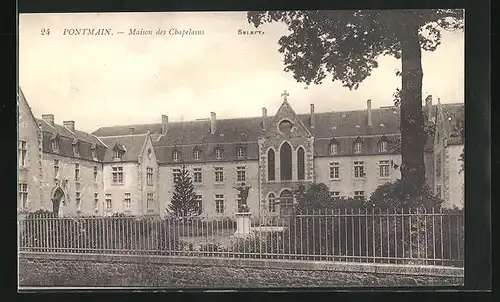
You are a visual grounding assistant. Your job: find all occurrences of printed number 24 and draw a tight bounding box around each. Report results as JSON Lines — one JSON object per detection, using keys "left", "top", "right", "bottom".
{"left": 41, "top": 29, "right": 50, "bottom": 35}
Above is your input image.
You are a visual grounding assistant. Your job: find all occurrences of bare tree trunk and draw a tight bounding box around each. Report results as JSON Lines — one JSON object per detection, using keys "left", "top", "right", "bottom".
{"left": 399, "top": 21, "right": 426, "bottom": 203}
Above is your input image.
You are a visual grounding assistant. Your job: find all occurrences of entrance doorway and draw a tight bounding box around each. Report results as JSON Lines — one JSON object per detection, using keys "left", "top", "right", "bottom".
{"left": 52, "top": 187, "right": 66, "bottom": 217}
{"left": 279, "top": 189, "right": 294, "bottom": 215}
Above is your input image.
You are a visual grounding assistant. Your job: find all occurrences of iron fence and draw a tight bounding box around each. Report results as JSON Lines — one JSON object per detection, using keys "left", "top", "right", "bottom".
{"left": 18, "top": 208, "right": 464, "bottom": 267}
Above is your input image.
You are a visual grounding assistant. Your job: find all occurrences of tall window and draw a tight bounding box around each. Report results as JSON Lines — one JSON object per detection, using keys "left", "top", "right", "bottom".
{"left": 75, "top": 192, "right": 81, "bottom": 211}
{"left": 329, "top": 162, "right": 340, "bottom": 179}
{"left": 147, "top": 193, "right": 154, "bottom": 210}
{"left": 74, "top": 163, "right": 80, "bottom": 181}
{"left": 94, "top": 193, "right": 99, "bottom": 211}
{"left": 354, "top": 191, "right": 365, "bottom": 200}
{"left": 147, "top": 167, "right": 153, "bottom": 185}
{"left": 193, "top": 149, "right": 201, "bottom": 160}
{"left": 19, "top": 140, "right": 27, "bottom": 167}
{"left": 173, "top": 150, "right": 180, "bottom": 162}
{"left": 112, "top": 166, "right": 124, "bottom": 184}
{"left": 297, "top": 147, "right": 305, "bottom": 180}
{"left": 195, "top": 194, "right": 203, "bottom": 212}
{"left": 173, "top": 168, "right": 181, "bottom": 183}
{"left": 124, "top": 193, "right": 131, "bottom": 210}
{"left": 53, "top": 160, "right": 59, "bottom": 178}
{"left": 215, "top": 148, "right": 223, "bottom": 160}
{"left": 268, "top": 149, "right": 275, "bottom": 181}
{"left": 193, "top": 167, "right": 202, "bottom": 183}
{"left": 379, "top": 160, "right": 390, "bottom": 178}
{"left": 436, "top": 154, "right": 442, "bottom": 177}
{"left": 93, "top": 166, "right": 98, "bottom": 182}
{"left": 436, "top": 185, "right": 442, "bottom": 198}
{"left": 354, "top": 161, "right": 365, "bottom": 178}
{"left": 236, "top": 166, "right": 246, "bottom": 182}
{"left": 18, "top": 183, "right": 28, "bottom": 210}
{"left": 354, "top": 141, "right": 363, "bottom": 154}
{"left": 378, "top": 141, "right": 388, "bottom": 153}
{"left": 280, "top": 142, "right": 292, "bottom": 181}
{"left": 329, "top": 142, "right": 338, "bottom": 155}
{"left": 105, "top": 194, "right": 112, "bottom": 210}
{"left": 268, "top": 193, "right": 276, "bottom": 212}
{"left": 215, "top": 194, "right": 224, "bottom": 214}
{"left": 237, "top": 147, "right": 245, "bottom": 159}
{"left": 215, "top": 167, "right": 224, "bottom": 182}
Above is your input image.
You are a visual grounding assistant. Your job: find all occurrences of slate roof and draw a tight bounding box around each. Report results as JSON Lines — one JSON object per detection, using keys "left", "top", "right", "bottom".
{"left": 90, "top": 103, "right": 463, "bottom": 164}
{"left": 92, "top": 107, "right": 402, "bottom": 141}
{"left": 38, "top": 119, "right": 108, "bottom": 162}
{"left": 98, "top": 134, "right": 148, "bottom": 163}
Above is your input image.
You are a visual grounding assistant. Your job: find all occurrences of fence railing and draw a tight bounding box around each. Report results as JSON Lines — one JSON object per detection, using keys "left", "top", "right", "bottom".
{"left": 18, "top": 208, "right": 464, "bottom": 267}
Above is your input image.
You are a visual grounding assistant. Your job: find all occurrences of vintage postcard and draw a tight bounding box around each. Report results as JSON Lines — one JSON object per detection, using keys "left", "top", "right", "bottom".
{"left": 18, "top": 11, "right": 465, "bottom": 290}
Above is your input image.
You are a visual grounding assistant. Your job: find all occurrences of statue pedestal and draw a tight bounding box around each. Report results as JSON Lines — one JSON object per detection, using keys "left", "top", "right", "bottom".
{"left": 234, "top": 212, "right": 253, "bottom": 238}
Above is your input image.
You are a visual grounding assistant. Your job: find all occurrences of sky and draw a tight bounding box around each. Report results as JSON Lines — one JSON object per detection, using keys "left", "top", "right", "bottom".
{"left": 19, "top": 12, "right": 464, "bottom": 133}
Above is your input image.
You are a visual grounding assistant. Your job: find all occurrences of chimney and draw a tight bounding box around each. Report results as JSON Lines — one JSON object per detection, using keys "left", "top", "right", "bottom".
{"left": 42, "top": 114, "right": 55, "bottom": 126}
{"left": 310, "top": 104, "right": 315, "bottom": 128}
{"left": 367, "top": 99, "right": 372, "bottom": 127}
{"left": 210, "top": 112, "right": 217, "bottom": 135}
{"left": 425, "top": 95, "right": 433, "bottom": 121}
{"left": 129, "top": 127, "right": 135, "bottom": 134}
{"left": 262, "top": 107, "right": 268, "bottom": 131}
{"left": 161, "top": 114, "right": 168, "bottom": 135}
{"left": 63, "top": 120, "right": 75, "bottom": 132}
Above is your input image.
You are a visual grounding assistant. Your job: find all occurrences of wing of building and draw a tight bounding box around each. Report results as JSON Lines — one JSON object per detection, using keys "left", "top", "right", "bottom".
{"left": 18, "top": 89, "right": 464, "bottom": 217}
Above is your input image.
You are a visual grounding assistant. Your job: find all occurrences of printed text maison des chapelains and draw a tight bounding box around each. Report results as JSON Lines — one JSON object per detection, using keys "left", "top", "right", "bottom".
{"left": 62, "top": 28, "right": 205, "bottom": 37}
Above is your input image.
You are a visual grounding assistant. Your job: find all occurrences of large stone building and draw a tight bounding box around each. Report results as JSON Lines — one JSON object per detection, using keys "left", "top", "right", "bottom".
{"left": 17, "top": 88, "right": 464, "bottom": 217}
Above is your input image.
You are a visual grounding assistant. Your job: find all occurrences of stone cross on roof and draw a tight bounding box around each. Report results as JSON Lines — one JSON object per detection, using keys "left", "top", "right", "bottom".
{"left": 281, "top": 90, "right": 290, "bottom": 102}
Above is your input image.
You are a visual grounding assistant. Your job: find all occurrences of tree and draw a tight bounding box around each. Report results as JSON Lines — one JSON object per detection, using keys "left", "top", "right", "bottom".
{"left": 167, "top": 165, "right": 201, "bottom": 217}
{"left": 293, "top": 183, "right": 366, "bottom": 213}
{"left": 247, "top": 10, "right": 464, "bottom": 202}
{"left": 369, "top": 179, "right": 443, "bottom": 210}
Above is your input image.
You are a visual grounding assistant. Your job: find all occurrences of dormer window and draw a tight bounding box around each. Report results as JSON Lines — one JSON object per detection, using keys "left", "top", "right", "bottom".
{"left": 113, "top": 143, "right": 126, "bottom": 160}
{"left": 193, "top": 149, "right": 201, "bottom": 161}
{"left": 51, "top": 134, "right": 60, "bottom": 153}
{"left": 328, "top": 140, "right": 339, "bottom": 155}
{"left": 114, "top": 150, "right": 123, "bottom": 160}
{"left": 378, "top": 140, "right": 388, "bottom": 153}
{"left": 215, "top": 148, "right": 223, "bottom": 160}
{"left": 173, "top": 150, "right": 180, "bottom": 162}
{"left": 91, "top": 144, "right": 98, "bottom": 161}
{"left": 147, "top": 148, "right": 152, "bottom": 159}
{"left": 354, "top": 140, "right": 363, "bottom": 154}
{"left": 237, "top": 147, "right": 245, "bottom": 159}
{"left": 72, "top": 139, "right": 81, "bottom": 157}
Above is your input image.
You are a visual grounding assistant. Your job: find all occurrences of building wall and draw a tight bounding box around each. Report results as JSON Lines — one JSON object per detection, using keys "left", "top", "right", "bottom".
{"left": 18, "top": 95, "right": 43, "bottom": 212}
{"left": 424, "top": 151, "right": 434, "bottom": 190}
{"left": 159, "top": 160, "right": 260, "bottom": 218}
{"left": 41, "top": 153, "right": 103, "bottom": 216}
{"left": 19, "top": 253, "right": 464, "bottom": 288}
{"left": 445, "top": 144, "right": 464, "bottom": 208}
{"left": 138, "top": 137, "right": 160, "bottom": 215}
{"left": 314, "top": 154, "right": 402, "bottom": 199}
{"left": 102, "top": 162, "right": 139, "bottom": 216}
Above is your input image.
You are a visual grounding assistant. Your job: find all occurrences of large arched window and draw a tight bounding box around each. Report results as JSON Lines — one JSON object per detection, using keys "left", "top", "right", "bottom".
{"left": 297, "top": 147, "right": 305, "bottom": 180}
{"left": 268, "top": 149, "right": 275, "bottom": 181}
{"left": 280, "top": 142, "right": 292, "bottom": 181}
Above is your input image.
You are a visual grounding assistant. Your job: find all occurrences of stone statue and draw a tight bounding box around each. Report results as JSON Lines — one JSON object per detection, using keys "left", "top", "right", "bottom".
{"left": 234, "top": 182, "right": 251, "bottom": 212}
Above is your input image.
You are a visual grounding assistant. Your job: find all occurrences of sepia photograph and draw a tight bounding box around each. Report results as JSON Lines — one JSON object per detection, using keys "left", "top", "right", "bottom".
{"left": 18, "top": 10, "right": 465, "bottom": 290}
